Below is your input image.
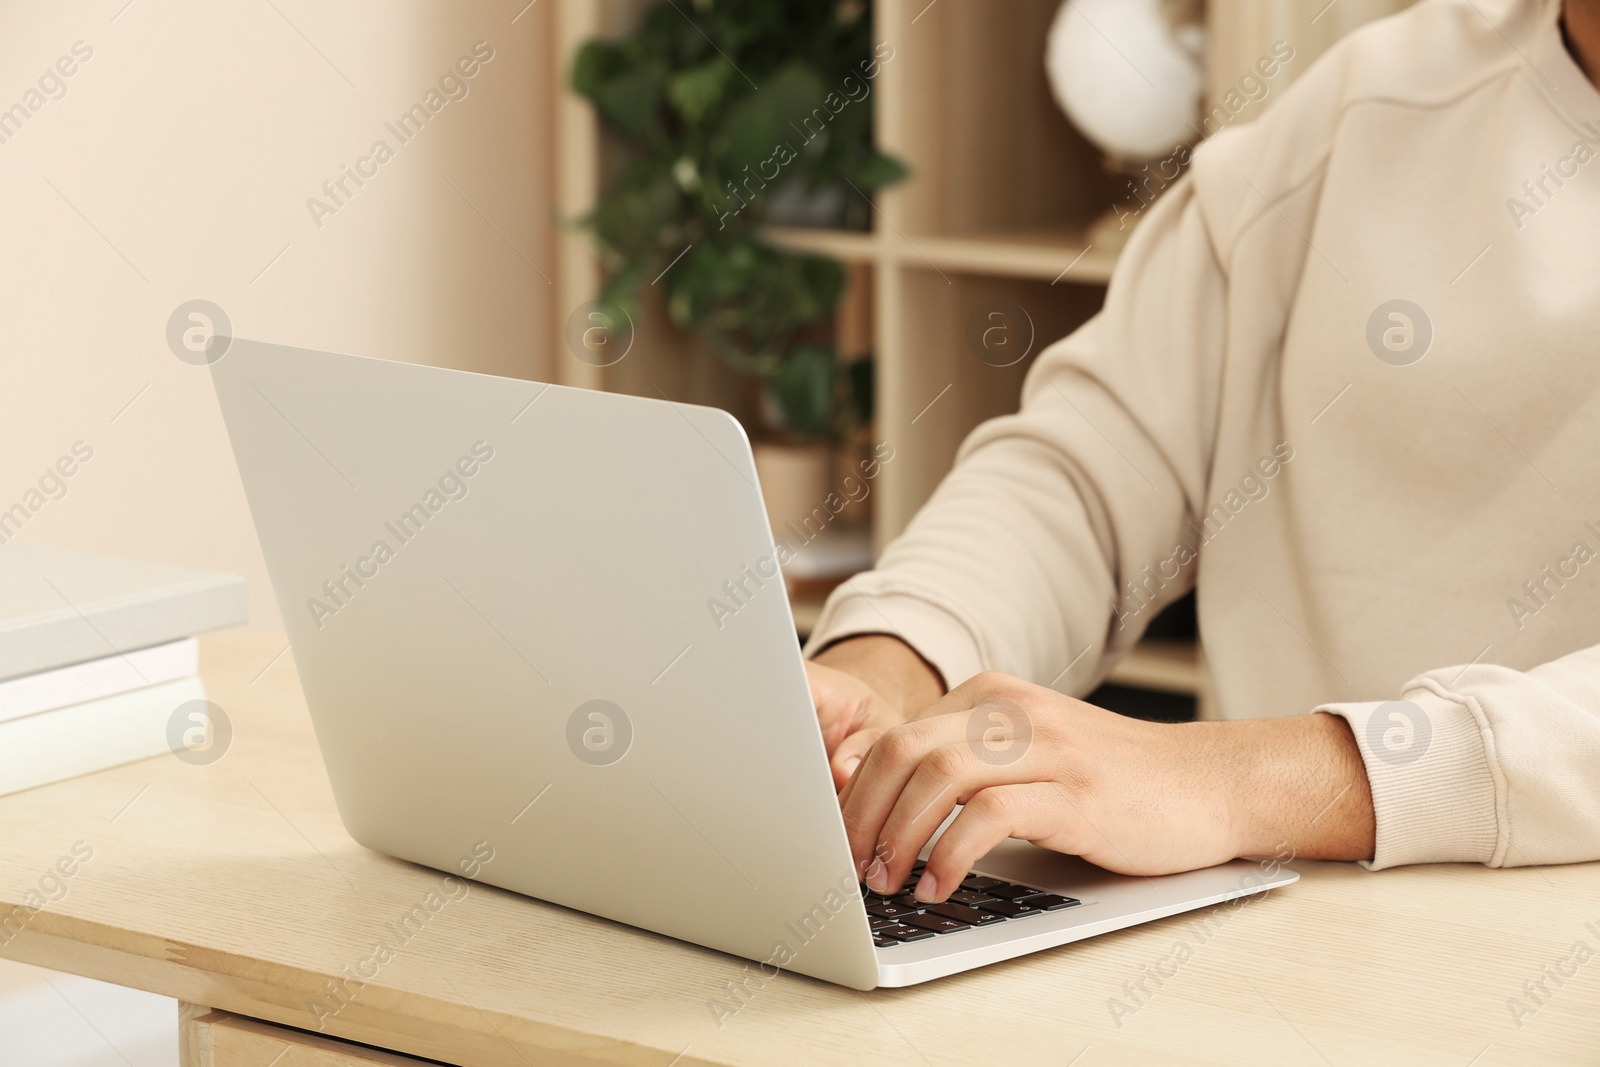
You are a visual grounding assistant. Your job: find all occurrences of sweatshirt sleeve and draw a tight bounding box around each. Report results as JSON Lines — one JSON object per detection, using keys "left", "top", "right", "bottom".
{"left": 804, "top": 168, "right": 1229, "bottom": 694}
{"left": 1320, "top": 643, "right": 1600, "bottom": 869}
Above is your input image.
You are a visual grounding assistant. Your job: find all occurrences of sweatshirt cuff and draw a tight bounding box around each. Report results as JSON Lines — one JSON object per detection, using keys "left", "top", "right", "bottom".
{"left": 1318, "top": 684, "right": 1503, "bottom": 870}
{"left": 802, "top": 585, "right": 987, "bottom": 691}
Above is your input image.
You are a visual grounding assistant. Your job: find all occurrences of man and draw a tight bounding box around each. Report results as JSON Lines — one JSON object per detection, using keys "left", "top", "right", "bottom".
{"left": 804, "top": 0, "right": 1600, "bottom": 906}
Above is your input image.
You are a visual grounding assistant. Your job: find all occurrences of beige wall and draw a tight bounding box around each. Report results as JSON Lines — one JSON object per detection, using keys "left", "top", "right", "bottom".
{"left": 0, "top": 0, "right": 559, "bottom": 633}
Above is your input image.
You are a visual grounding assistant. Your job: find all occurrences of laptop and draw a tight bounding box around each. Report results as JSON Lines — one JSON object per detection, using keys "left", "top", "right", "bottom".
{"left": 210, "top": 338, "right": 1296, "bottom": 990}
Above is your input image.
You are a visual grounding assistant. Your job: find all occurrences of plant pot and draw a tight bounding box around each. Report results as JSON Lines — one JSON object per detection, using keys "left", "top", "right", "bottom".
{"left": 752, "top": 441, "right": 835, "bottom": 543}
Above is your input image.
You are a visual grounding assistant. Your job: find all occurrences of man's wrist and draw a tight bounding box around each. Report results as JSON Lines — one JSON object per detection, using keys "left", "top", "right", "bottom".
{"left": 811, "top": 634, "right": 946, "bottom": 719}
{"left": 1222, "top": 712, "right": 1376, "bottom": 862}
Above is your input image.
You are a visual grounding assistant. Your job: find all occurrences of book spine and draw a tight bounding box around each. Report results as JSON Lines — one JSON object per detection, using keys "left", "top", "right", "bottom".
{"left": 0, "top": 675, "right": 207, "bottom": 796}
{"left": 0, "top": 638, "right": 199, "bottom": 724}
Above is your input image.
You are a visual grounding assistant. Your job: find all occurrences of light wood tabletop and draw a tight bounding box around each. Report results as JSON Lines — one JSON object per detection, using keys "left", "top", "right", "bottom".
{"left": 1, "top": 634, "right": 1596, "bottom": 1066}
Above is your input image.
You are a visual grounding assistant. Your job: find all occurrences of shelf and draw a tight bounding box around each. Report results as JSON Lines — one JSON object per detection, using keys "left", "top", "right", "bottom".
{"left": 764, "top": 226, "right": 880, "bottom": 263}
{"left": 1105, "top": 639, "right": 1206, "bottom": 697}
{"left": 902, "top": 229, "right": 1118, "bottom": 284}
{"left": 766, "top": 225, "right": 1119, "bottom": 285}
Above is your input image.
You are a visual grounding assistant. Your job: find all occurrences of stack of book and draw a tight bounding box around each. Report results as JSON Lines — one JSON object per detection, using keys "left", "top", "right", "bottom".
{"left": 0, "top": 542, "right": 247, "bottom": 796}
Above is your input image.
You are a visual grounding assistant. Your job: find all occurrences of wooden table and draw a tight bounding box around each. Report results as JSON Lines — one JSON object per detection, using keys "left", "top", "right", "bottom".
{"left": 1, "top": 634, "right": 1596, "bottom": 1065}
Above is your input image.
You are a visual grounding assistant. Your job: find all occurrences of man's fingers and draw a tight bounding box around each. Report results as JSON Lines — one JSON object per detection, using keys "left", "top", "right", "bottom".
{"left": 842, "top": 704, "right": 1041, "bottom": 893}
{"left": 841, "top": 716, "right": 968, "bottom": 889}
{"left": 873, "top": 740, "right": 1040, "bottom": 898}
{"left": 918, "top": 784, "right": 1075, "bottom": 902}
{"left": 830, "top": 726, "right": 886, "bottom": 792}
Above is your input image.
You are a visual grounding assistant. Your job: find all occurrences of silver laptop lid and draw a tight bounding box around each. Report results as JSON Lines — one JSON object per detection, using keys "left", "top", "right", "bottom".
{"left": 211, "top": 338, "right": 879, "bottom": 989}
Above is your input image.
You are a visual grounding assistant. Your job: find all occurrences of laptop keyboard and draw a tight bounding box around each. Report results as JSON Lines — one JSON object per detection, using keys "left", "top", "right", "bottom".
{"left": 864, "top": 864, "right": 1082, "bottom": 947}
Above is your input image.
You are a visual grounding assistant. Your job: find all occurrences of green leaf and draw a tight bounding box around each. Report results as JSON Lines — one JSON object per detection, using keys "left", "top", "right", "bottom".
{"left": 606, "top": 70, "right": 666, "bottom": 139}
{"left": 667, "top": 243, "right": 749, "bottom": 326}
{"left": 720, "top": 62, "right": 828, "bottom": 183}
{"left": 590, "top": 165, "right": 684, "bottom": 260}
{"left": 570, "top": 41, "right": 626, "bottom": 99}
{"left": 850, "top": 149, "right": 910, "bottom": 189}
{"left": 667, "top": 60, "right": 734, "bottom": 125}
{"left": 768, "top": 343, "right": 837, "bottom": 439}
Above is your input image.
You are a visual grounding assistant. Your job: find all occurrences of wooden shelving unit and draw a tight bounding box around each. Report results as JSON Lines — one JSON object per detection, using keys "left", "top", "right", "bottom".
{"left": 550, "top": 0, "right": 1413, "bottom": 719}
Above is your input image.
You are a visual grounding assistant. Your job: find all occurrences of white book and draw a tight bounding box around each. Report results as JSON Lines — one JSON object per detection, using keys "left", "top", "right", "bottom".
{"left": 0, "top": 541, "right": 246, "bottom": 682}
{"left": 0, "top": 638, "right": 198, "bottom": 724}
{"left": 0, "top": 675, "right": 206, "bottom": 797}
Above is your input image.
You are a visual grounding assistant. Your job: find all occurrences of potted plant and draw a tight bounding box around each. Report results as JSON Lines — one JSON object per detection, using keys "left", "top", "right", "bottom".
{"left": 571, "top": 0, "right": 905, "bottom": 532}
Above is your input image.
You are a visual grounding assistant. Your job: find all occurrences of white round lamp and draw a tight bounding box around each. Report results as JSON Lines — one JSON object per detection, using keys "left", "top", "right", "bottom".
{"left": 1045, "top": 0, "right": 1206, "bottom": 163}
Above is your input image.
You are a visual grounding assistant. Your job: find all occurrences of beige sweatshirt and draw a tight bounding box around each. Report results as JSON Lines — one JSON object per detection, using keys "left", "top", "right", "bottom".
{"left": 807, "top": 0, "right": 1600, "bottom": 870}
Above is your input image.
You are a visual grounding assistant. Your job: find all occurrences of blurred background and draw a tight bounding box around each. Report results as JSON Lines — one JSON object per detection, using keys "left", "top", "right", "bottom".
{"left": 0, "top": 0, "right": 1412, "bottom": 1061}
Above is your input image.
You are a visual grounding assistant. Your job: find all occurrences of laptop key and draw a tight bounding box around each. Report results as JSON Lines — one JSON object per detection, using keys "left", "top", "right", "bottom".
{"left": 880, "top": 923, "right": 937, "bottom": 943}
{"left": 869, "top": 916, "right": 897, "bottom": 930}
{"left": 902, "top": 912, "right": 971, "bottom": 934}
{"left": 1027, "top": 894, "right": 1081, "bottom": 911}
{"left": 948, "top": 888, "right": 996, "bottom": 906}
{"left": 891, "top": 894, "right": 928, "bottom": 910}
{"left": 976, "top": 898, "right": 1044, "bottom": 918}
{"left": 874, "top": 936, "right": 896, "bottom": 947}
{"left": 987, "top": 883, "right": 1045, "bottom": 900}
{"left": 867, "top": 901, "right": 917, "bottom": 919}
{"left": 926, "top": 903, "right": 1007, "bottom": 927}
{"left": 961, "top": 875, "right": 1003, "bottom": 891}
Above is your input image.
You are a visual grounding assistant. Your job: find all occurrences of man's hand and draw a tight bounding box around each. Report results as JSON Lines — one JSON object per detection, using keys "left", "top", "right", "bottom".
{"left": 808, "top": 635, "right": 946, "bottom": 790}
{"left": 836, "top": 670, "right": 1376, "bottom": 903}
